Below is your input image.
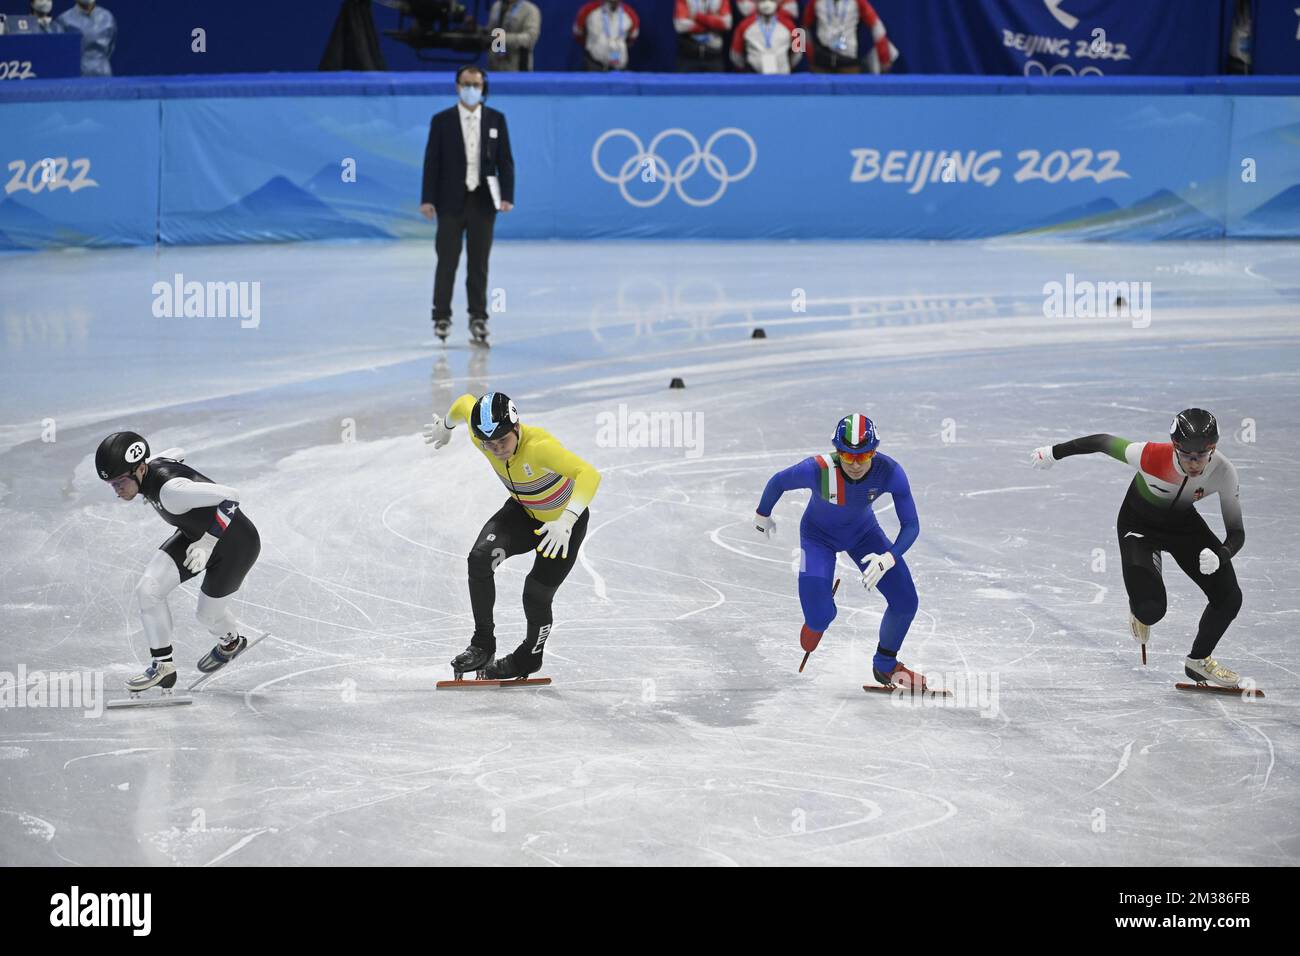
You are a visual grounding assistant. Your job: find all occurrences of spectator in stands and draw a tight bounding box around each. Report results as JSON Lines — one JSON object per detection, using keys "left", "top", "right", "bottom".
{"left": 673, "top": 1, "right": 732, "bottom": 73}
{"left": 486, "top": 0, "right": 541, "bottom": 71}
{"left": 574, "top": 0, "right": 640, "bottom": 71}
{"left": 731, "top": 0, "right": 801, "bottom": 74}
{"left": 29, "top": 0, "right": 65, "bottom": 33}
{"left": 803, "top": 0, "right": 897, "bottom": 74}
{"left": 734, "top": 0, "right": 796, "bottom": 20}
{"left": 57, "top": 0, "right": 115, "bottom": 76}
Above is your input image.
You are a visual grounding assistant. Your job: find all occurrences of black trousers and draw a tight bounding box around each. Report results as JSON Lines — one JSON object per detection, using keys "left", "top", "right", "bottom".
{"left": 161, "top": 519, "right": 261, "bottom": 599}
{"left": 1117, "top": 498, "right": 1241, "bottom": 659}
{"left": 467, "top": 498, "right": 590, "bottom": 672}
{"left": 432, "top": 184, "right": 496, "bottom": 323}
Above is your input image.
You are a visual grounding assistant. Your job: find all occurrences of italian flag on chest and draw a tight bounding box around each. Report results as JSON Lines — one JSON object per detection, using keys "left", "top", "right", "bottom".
{"left": 814, "top": 454, "right": 845, "bottom": 504}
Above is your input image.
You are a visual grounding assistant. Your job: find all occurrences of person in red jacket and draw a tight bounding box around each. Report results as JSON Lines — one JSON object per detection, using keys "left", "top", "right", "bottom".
{"left": 673, "top": 0, "right": 733, "bottom": 73}
{"left": 803, "top": 0, "right": 898, "bottom": 74}
{"left": 574, "top": 0, "right": 640, "bottom": 71}
{"left": 730, "top": 0, "right": 801, "bottom": 74}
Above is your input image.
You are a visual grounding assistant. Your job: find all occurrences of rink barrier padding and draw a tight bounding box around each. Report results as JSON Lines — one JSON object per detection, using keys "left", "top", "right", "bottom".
{"left": 2, "top": 74, "right": 1298, "bottom": 248}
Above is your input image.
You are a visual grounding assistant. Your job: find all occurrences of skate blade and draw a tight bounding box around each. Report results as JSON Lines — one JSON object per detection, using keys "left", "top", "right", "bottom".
{"left": 107, "top": 694, "right": 193, "bottom": 710}
{"left": 436, "top": 677, "right": 551, "bottom": 689}
{"left": 863, "top": 684, "right": 953, "bottom": 699}
{"left": 1175, "top": 682, "right": 1264, "bottom": 699}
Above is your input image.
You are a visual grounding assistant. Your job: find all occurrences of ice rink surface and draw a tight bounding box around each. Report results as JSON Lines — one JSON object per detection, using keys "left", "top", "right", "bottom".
{"left": 2, "top": 239, "right": 1298, "bottom": 866}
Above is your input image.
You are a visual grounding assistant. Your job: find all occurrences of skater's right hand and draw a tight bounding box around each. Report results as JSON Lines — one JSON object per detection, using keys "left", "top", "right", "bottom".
{"left": 754, "top": 512, "right": 775, "bottom": 538}
{"left": 419, "top": 203, "right": 436, "bottom": 221}
{"left": 423, "top": 415, "right": 454, "bottom": 450}
{"left": 1030, "top": 446, "right": 1055, "bottom": 470}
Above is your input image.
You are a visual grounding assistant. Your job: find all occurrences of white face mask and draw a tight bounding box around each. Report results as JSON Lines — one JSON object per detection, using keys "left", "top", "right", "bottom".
{"left": 458, "top": 85, "right": 483, "bottom": 108}
{"left": 757, "top": 1, "right": 777, "bottom": 15}
{"left": 33, "top": 0, "right": 53, "bottom": 13}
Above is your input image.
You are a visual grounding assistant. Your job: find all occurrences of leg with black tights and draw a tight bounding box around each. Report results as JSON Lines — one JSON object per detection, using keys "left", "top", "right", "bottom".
{"left": 1118, "top": 519, "right": 1167, "bottom": 629}
{"left": 504, "top": 509, "right": 590, "bottom": 674}
{"left": 466, "top": 499, "right": 539, "bottom": 653}
{"left": 1167, "top": 513, "right": 1243, "bottom": 659}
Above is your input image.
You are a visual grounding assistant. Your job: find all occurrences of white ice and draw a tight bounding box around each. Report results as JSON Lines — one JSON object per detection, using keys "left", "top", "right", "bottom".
{"left": 1, "top": 239, "right": 1297, "bottom": 866}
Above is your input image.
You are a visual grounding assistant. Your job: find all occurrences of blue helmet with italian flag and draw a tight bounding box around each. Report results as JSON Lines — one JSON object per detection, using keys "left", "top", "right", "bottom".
{"left": 833, "top": 413, "right": 880, "bottom": 454}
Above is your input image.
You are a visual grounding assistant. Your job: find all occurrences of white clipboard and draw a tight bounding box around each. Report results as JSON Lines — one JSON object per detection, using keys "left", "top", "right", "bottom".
{"left": 486, "top": 174, "right": 502, "bottom": 210}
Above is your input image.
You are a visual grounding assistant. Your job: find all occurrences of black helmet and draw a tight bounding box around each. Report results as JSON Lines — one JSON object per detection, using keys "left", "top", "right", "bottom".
{"left": 469, "top": 392, "right": 519, "bottom": 443}
{"left": 95, "top": 431, "right": 150, "bottom": 481}
{"left": 1170, "top": 409, "right": 1218, "bottom": 453}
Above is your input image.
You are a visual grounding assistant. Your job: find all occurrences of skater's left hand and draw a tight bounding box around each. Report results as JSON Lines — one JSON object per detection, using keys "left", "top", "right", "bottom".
{"left": 535, "top": 509, "right": 579, "bottom": 559}
{"left": 1198, "top": 547, "right": 1220, "bottom": 576}
{"left": 860, "top": 552, "right": 896, "bottom": 591}
{"left": 184, "top": 533, "right": 219, "bottom": 573}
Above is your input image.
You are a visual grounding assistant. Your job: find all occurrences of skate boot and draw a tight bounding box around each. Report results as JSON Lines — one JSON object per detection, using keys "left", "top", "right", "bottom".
{"left": 800, "top": 625, "right": 823, "bottom": 653}
{"left": 873, "top": 661, "right": 929, "bottom": 692}
{"left": 197, "top": 634, "right": 248, "bottom": 674}
{"left": 125, "top": 660, "right": 177, "bottom": 693}
{"left": 433, "top": 314, "right": 451, "bottom": 343}
{"left": 1184, "top": 655, "right": 1241, "bottom": 689}
{"left": 1129, "top": 613, "right": 1150, "bottom": 644}
{"left": 451, "top": 644, "right": 494, "bottom": 678}
{"left": 468, "top": 317, "right": 489, "bottom": 347}
{"left": 483, "top": 653, "right": 532, "bottom": 681}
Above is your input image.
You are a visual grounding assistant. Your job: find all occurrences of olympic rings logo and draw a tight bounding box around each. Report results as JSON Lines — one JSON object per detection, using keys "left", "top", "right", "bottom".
{"left": 591, "top": 127, "right": 758, "bottom": 207}
{"left": 1023, "top": 59, "right": 1103, "bottom": 76}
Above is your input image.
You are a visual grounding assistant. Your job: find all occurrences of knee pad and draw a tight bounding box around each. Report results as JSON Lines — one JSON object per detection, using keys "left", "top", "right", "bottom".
{"left": 467, "top": 547, "right": 497, "bottom": 580}
{"left": 135, "top": 573, "right": 169, "bottom": 612}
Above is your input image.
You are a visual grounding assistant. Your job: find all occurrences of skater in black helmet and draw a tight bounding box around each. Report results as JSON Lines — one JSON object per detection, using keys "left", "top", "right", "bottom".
{"left": 95, "top": 432, "right": 261, "bottom": 696}
{"left": 1031, "top": 409, "right": 1248, "bottom": 689}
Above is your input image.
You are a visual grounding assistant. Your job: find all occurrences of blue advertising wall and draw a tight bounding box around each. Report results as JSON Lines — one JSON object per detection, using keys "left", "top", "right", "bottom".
{"left": 1, "top": 73, "right": 1298, "bottom": 249}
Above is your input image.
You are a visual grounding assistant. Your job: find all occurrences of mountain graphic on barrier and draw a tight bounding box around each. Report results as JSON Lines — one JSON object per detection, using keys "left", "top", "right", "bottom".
{"left": 167, "top": 175, "right": 394, "bottom": 245}
{"left": 303, "top": 160, "right": 425, "bottom": 232}
{"left": 0, "top": 197, "right": 76, "bottom": 250}
{"left": 1239, "top": 184, "right": 1300, "bottom": 236}
{"left": 1014, "top": 189, "right": 1221, "bottom": 240}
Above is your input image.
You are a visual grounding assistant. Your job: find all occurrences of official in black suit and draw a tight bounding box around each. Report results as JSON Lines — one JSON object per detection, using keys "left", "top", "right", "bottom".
{"left": 420, "top": 65, "right": 515, "bottom": 344}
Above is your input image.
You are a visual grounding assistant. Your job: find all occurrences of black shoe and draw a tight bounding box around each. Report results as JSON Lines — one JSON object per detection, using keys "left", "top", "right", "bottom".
{"left": 450, "top": 644, "right": 493, "bottom": 676}
{"left": 433, "top": 314, "right": 451, "bottom": 342}
{"left": 468, "top": 317, "right": 489, "bottom": 347}
{"left": 483, "top": 654, "right": 529, "bottom": 680}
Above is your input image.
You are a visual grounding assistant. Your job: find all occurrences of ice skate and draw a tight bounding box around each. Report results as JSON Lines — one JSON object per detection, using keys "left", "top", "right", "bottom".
{"left": 483, "top": 653, "right": 532, "bottom": 681}
{"left": 108, "top": 660, "right": 192, "bottom": 709}
{"left": 1183, "top": 655, "right": 1241, "bottom": 689}
{"left": 1129, "top": 613, "right": 1150, "bottom": 644}
{"left": 433, "top": 315, "right": 451, "bottom": 343}
{"left": 125, "top": 659, "right": 177, "bottom": 693}
{"left": 872, "top": 660, "right": 928, "bottom": 691}
{"left": 197, "top": 634, "right": 248, "bottom": 674}
{"left": 450, "top": 643, "right": 493, "bottom": 678}
{"left": 468, "top": 317, "right": 489, "bottom": 348}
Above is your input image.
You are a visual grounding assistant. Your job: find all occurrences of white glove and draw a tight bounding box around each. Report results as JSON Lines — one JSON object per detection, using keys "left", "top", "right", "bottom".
{"left": 184, "top": 533, "right": 219, "bottom": 573}
{"left": 1030, "top": 446, "right": 1056, "bottom": 470}
{"left": 422, "top": 414, "right": 454, "bottom": 450}
{"left": 860, "top": 552, "right": 896, "bottom": 591}
{"left": 754, "top": 512, "right": 775, "bottom": 539}
{"left": 535, "top": 509, "right": 579, "bottom": 560}
{"left": 1199, "top": 547, "right": 1220, "bottom": 576}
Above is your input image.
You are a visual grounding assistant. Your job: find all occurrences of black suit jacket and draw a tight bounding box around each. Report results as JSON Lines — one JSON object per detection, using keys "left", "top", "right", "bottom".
{"left": 420, "top": 105, "right": 515, "bottom": 216}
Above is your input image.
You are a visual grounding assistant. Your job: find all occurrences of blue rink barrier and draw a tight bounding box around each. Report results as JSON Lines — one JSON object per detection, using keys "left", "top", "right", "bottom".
{"left": 1, "top": 73, "right": 1298, "bottom": 249}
